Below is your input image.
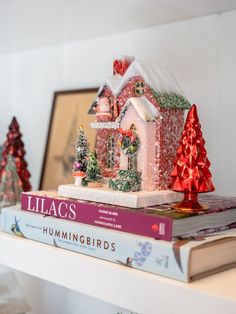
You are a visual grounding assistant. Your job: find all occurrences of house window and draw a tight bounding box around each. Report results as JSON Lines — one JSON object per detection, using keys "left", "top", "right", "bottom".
{"left": 106, "top": 136, "right": 115, "bottom": 169}
{"left": 134, "top": 81, "right": 145, "bottom": 96}
{"left": 108, "top": 96, "right": 114, "bottom": 115}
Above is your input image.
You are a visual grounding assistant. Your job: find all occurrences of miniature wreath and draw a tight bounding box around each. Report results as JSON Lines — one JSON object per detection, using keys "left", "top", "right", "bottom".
{"left": 118, "top": 128, "right": 140, "bottom": 155}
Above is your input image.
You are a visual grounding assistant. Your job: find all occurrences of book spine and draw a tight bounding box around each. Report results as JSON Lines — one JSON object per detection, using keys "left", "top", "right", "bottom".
{"left": 21, "top": 193, "right": 173, "bottom": 241}
{"left": 0, "top": 206, "right": 189, "bottom": 282}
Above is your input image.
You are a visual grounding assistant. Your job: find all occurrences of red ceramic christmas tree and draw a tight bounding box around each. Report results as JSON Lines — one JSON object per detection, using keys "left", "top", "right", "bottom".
{"left": 170, "top": 104, "right": 214, "bottom": 212}
{"left": 0, "top": 117, "right": 32, "bottom": 192}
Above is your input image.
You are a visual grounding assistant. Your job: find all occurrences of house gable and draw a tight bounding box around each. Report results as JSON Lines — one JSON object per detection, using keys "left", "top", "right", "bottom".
{"left": 88, "top": 59, "right": 190, "bottom": 115}
{"left": 117, "top": 96, "right": 158, "bottom": 125}
{"left": 119, "top": 97, "right": 157, "bottom": 191}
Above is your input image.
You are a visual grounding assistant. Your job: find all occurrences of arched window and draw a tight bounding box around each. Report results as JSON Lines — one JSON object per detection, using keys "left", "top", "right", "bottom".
{"left": 134, "top": 81, "right": 145, "bottom": 96}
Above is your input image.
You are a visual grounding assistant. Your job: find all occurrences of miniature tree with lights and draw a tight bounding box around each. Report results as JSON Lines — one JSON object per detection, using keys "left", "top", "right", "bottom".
{"left": 85, "top": 152, "right": 102, "bottom": 187}
{"left": 0, "top": 155, "right": 23, "bottom": 209}
{"left": 170, "top": 104, "right": 215, "bottom": 212}
{"left": 73, "top": 125, "right": 89, "bottom": 173}
{"left": 0, "top": 117, "right": 31, "bottom": 192}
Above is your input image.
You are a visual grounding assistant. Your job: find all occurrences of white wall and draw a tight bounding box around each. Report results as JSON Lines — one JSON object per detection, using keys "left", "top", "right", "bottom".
{"left": 0, "top": 10, "right": 236, "bottom": 314}
{"left": 1, "top": 11, "right": 236, "bottom": 195}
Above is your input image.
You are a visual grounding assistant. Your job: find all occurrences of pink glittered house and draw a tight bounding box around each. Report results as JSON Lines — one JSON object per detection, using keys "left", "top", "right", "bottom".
{"left": 89, "top": 57, "right": 190, "bottom": 192}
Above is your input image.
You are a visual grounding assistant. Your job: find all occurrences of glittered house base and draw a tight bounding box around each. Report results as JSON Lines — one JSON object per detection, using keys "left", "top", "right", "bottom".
{"left": 58, "top": 184, "right": 182, "bottom": 208}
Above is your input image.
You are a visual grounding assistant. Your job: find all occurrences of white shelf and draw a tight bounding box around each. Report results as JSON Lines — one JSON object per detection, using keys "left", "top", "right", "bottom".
{"left": 0, "top": 231, "right": 236, "bottom": 314}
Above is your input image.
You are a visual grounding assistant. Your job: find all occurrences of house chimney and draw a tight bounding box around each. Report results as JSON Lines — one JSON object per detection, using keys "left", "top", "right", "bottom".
{"left": 113, "top": 55, "right": 135, "bottom": 76}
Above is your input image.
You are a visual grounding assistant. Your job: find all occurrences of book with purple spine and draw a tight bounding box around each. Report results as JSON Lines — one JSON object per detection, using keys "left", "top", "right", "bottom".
{"left": 21, "top": 191, "right": 236, "bottom": 241}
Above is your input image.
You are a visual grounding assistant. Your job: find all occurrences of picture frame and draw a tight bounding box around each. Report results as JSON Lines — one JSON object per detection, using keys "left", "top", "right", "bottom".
{"left": 39, "top": 88, "right": 98, "bottom": 190}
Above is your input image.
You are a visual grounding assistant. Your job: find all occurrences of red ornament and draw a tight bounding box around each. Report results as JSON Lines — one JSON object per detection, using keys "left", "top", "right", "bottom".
{"left": 170, "top": 105, "right": 214, "bottom": 212}
{"left": 125, "top": 130, "right": 132, "bottom": 137}
{"left": 0, "top": 117, "right": 32, "bottom": 192}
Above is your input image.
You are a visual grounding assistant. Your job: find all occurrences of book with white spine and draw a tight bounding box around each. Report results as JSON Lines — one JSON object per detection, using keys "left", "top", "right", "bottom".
{"left": 1, "top": 205, "right": 236, "bottom": 282}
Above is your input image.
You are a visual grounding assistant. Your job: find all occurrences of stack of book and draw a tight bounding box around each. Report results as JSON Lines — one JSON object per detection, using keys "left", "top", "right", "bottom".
{"left": 1, "top": 190, "right": 236, "bottom": 282}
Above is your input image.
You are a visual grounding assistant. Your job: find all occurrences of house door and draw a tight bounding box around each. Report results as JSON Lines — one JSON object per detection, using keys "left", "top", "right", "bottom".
{"left": 128, "top": 155, "right": 137, "bottom": 170}
{"left": 127, "top": 124, "right": 138, "bottom": 171}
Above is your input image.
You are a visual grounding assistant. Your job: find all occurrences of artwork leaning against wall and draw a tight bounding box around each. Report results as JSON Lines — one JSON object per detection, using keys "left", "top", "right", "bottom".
{"left": 40, "top": 88, "right": 98, "bottom": 190}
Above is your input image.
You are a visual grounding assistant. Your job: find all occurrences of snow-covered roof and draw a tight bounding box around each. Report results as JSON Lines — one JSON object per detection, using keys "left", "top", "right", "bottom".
{"left": 105, "top": 60, "right": 184, "bottom": 96}
{"left": 88, "top": 59, "right": 190, "bottom": 114}
{"left": 106, "top": 74, "right": 123, "bottom": 92}
{"left": 95, "top": 74, "right": 122, "bottom": 99}
{"left": 117, "top": 96, "right": 158, "bottom": 123}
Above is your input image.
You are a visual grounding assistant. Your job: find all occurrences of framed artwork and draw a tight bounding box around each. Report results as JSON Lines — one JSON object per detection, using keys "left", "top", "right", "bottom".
{"left": 39, "top": 88, "right": 98, "bottom": 190}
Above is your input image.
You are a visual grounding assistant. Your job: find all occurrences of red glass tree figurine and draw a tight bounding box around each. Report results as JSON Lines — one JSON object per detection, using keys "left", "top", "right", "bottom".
{"left": 170, "top": 104, "right": 214, "bottom": 212}
{"left": 0, "top": 117, "right": 32, "bottom": 192}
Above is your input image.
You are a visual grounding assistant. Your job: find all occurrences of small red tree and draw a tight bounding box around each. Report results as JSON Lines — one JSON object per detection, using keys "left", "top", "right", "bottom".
{"left": 170, "top": 104, "right": 214, "bottom": 212}
{"left": 1, "top": 117, "right": 32, "bottom": 191}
